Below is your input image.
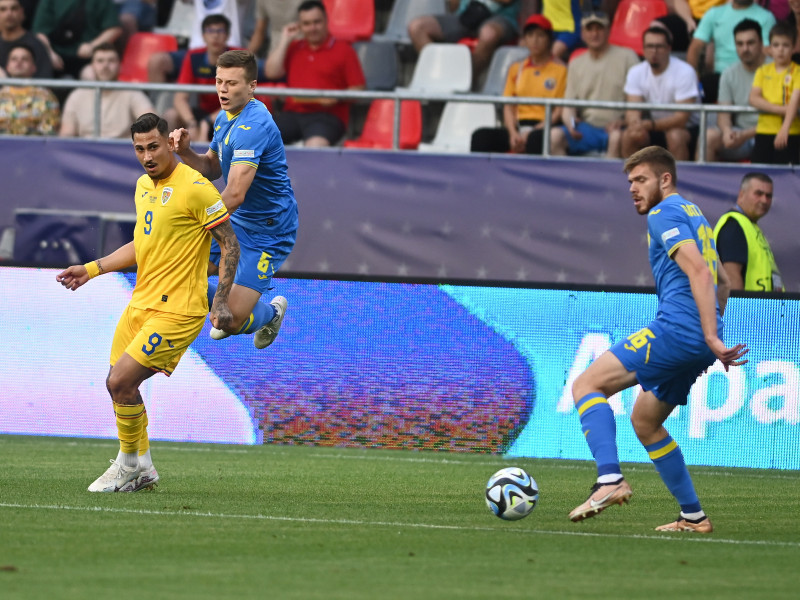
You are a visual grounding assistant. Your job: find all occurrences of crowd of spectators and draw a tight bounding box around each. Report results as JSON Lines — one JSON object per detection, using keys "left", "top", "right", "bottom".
{"left": 1, "top": 0, "right": 800, "bottom": 164}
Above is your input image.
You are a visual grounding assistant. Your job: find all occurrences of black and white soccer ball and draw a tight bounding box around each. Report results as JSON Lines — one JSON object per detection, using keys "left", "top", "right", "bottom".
{"left": 485, "top": 467, "right": 538, "bottom": 520}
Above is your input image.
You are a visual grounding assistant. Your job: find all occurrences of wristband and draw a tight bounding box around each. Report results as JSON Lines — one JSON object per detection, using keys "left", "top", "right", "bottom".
{"left": 84, "top": 260, "right": 101, "bottom": 279}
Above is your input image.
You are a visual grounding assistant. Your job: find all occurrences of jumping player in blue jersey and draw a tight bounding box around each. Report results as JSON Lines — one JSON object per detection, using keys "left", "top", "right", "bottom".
{"left": 568, "top": 146, "right": 748, "bottom": 533}
{"left": 171, "top": 50, "right": 298, "bottom": 349}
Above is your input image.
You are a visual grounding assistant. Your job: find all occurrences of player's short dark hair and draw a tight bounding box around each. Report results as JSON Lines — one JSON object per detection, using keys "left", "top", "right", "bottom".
{"left": 733, "top": 18, "right": 762, "bottom": 41}
{"left": 217, "top": 50, "right": 258, "bottom": 83}
{"left": 623, "top": 146, "right": 678, "bottom": 185}
{"left": 642, "top": 24, "right": 672, "bottom": 47}
{"left": 298, "top": 1, "right": 326, "bottom": 15}
{"left": 130, "top": 112, "right": 168, "bottom": 140}
{"left": 769, "top": 21, "right": 797, "bottom": 45}
{"left": 201, "top": 13, "right": 231, "bottom": 33}
{"left": 740, "top": 172, "right": 773, "bottom": 190}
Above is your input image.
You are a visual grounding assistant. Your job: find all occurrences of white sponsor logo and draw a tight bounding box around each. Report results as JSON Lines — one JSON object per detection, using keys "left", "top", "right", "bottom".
{"left": 661, "top": 227, "right": 680, "bottom": 244}
{"left": 233, "top": 149, "right": 255, "bottom": 158}
{"left": 206, "top": 200, "right": 224, "bottom": 215}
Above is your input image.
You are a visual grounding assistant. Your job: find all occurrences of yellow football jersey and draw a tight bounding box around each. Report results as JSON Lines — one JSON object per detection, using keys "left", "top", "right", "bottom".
{"left": 131, "top": 162, "right": 229, "bottom": 316}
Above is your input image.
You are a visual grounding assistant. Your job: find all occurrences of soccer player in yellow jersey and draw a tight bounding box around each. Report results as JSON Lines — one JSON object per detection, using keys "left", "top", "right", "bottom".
{"left": 56, "top": 113, "right": 240, "bottom": 493}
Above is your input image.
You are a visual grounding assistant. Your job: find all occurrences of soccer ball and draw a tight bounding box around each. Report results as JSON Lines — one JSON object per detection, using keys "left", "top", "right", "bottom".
{"left": 485, "top": 467, "right": 538, "bottom": 520}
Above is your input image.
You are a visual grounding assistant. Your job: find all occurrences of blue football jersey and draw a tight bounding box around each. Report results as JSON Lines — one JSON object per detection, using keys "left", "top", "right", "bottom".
{"left": 647, "top": 193, "right": 723, "bottom": 340}
{"left": 210, "top": 99, "right": 298, "bottom": 235}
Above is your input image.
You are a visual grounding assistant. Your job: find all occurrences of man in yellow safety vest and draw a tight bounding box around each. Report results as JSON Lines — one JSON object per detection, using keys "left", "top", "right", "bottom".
{"left": 713, "top": 172, "right": 784, "bottom": 292}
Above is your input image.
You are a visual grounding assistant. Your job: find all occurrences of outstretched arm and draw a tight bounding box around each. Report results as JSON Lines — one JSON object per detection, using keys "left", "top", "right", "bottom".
{"left": 673, "top": 242, "right": 748, "bottom": 370}
{"left": 56, "top": 241, "right": 137, "bottom": 291}
{"left": 208, "top": 220, "right": 239, "bottom": 331}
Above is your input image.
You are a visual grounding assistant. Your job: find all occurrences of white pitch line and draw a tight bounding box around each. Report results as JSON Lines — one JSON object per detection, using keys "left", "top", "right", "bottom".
{"left": 1, "top": 502, "right": 798, "bottom": 548}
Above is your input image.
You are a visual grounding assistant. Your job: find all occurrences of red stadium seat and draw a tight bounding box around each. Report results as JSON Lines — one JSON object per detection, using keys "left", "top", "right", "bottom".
{"left": 457, "top": 36, "right": 479, "bottom": 50}
{"left": 568, "top": 47, "right": 587, "bottom": 62}
{"left": 323, "top": 0, "right": 375, "bottom": 42}
{"left": 608, "top": 0, "right": 668, "bottom": 56}
{"left": 118, "top": 32, "right": 178, "bottom": 82}
{"left": 344, "top": 99, "right": 422, "bottom": 150}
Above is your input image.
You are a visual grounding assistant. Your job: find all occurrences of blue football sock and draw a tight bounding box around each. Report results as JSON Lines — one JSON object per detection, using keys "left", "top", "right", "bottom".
{"left": 645, "top": 436, "right": 702, "bottom": 515}
{"left": 238, "top": 300, "right": 275, "bottom": 335}
{"left": 207, "top": 284, "right": 276, "bottom": 335}
{"left": 576, "top": 393, "right": 620, "bottom": 478}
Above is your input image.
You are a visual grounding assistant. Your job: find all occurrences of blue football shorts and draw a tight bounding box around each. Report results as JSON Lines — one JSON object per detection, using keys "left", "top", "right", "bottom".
{"left": 610, "top": 320, "right": 717, "bottom": 406}
{"left": 209, "top": 224, "right": 296, "bottom": 294}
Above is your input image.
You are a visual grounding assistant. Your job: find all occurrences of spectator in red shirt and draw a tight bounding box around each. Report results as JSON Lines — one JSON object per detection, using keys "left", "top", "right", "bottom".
{"left": 167, "top": 14, "right": 239, "bottom": 142}
{"left": 264, "top": 0, "right": 365, "bottom": 147}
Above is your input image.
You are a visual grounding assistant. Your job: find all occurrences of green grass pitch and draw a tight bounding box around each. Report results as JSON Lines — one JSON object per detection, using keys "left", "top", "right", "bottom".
{"left": 1, "top": 434, "right": 798, "bottom": 599}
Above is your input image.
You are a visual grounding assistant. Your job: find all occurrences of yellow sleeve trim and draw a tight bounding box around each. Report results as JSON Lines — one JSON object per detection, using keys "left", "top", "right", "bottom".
{"left": 667, "top": 238, "right": 693, "bottom": 258}
{"left": 230, "top": 160, "right": 258, "bottom": 169}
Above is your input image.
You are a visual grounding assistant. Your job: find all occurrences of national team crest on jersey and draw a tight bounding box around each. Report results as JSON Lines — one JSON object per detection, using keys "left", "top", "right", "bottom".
{"left": 161, "top": 187, "right": 173, "bottom": 205}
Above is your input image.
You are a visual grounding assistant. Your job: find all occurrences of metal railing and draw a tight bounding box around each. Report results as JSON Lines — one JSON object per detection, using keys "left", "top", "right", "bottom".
{"left": 0, "top": 76, "right": 758, "bottom": 162}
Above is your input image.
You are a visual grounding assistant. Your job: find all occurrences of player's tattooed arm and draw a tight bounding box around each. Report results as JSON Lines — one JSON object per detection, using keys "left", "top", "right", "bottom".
{"left": 209, "top": 220, "right": 239, "bottom": 330}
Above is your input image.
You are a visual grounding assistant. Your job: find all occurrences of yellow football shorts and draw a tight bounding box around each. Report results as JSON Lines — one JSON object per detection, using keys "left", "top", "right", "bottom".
{"left": 110, "top": 305, "right": 205, "bottom": 376}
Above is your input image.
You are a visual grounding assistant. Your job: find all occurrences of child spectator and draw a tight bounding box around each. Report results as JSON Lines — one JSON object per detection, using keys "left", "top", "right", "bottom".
{"left": 749, "top": 21, "right": 800, "bottom": 163}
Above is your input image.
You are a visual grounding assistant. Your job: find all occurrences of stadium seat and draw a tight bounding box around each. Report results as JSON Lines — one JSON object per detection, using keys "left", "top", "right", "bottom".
{"left": 417, "top": 101, "right": 497, "bottom": 153}
{"left": 568, "top": 47, "right": 588, "bottom": 62}
{"left": 403, "top": 43, "right": 472, "bottom": 94}
{"left": 323, "top": 0, "right": 375, "bottom": 42}
{"left": 344, "top": 99, "right": 423, "bottom": 150}
{"left": 152, "top": 0, "right": 194, "bottom": 42}
{"left": 353, "top": 40, "right": 400, "bottom": 91}
{"left": 13, "top": 210, "right": 102, "bottom": 264}
{"left": 372, "top": 0, "right": 447, "bottom": 45}
{"left": 481, "top": 45, "right": 528, "bottom": 95}
{"left": 118, "top": 32, "right": 178, "bottom": 83}
{"left": 457, "top": 36, "right": 479, "bottom": 51}
{"left": 608, "top": 0, "right": 668, "bottom": 56}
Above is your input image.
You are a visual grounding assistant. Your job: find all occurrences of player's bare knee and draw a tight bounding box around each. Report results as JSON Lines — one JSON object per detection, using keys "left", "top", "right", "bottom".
{"left": 572, "top": 374, "right": 593, "bottom": 405}
{"left": 106, "top": 373, "right": 139, "bottom": 405}
{"left": 630, "top": 412, "right": 658, "bottom": 442}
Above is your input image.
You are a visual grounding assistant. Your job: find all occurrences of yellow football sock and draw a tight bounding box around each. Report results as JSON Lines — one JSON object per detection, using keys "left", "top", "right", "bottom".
{"left": 138, "top": 408, "right": 150, "bottom": 456}
{"left": 114, "top": 402, "right": 145, "bottom": 455}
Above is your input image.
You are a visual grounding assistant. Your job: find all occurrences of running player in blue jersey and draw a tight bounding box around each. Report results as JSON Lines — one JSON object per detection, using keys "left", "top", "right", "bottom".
{"left": 171, "top": 49, "right": 298, "bottom": 349}
{"left": 568, "top": 146, "right": 748, "bottom": 533}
